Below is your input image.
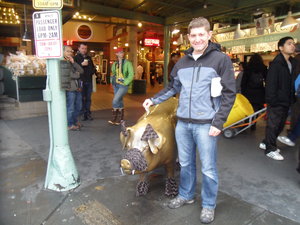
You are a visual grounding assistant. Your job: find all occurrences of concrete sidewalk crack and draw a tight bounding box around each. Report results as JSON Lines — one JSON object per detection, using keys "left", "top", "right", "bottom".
{"left": 40, "top": 192, "right": 71, "bottom": 225}
{"left": 243, "top": 210, "right": 267, "bottom": 225}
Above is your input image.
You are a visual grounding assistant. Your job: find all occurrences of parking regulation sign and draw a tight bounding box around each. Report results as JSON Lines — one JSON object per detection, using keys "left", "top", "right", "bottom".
{"left": 32, "top": 10, "right": 62, "bottom": 58}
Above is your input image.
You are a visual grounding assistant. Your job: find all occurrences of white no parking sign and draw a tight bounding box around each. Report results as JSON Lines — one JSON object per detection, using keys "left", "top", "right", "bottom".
{"left": 32, "top": 10, "right": 62, "bottom": 58}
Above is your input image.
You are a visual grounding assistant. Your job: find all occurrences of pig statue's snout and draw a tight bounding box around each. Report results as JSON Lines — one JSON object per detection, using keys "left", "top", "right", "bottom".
{"left": 121, "top": 148, "right": 148, "bottom": 174}
{"left": 120, "top": 159, "right": 132, "bottom": 174}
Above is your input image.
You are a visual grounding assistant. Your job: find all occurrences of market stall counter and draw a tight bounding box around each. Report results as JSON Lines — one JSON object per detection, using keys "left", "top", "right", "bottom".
{"left": 2, "top": 53, "right": 47, "bottom": 102}
{"left": 2, "top": 66, "right": 46, "bottom": 102}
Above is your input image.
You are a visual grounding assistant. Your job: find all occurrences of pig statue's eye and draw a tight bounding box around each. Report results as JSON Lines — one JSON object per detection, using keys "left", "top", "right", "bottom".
{"left": 144, "top": 146, "right": 150, "bottom": 152}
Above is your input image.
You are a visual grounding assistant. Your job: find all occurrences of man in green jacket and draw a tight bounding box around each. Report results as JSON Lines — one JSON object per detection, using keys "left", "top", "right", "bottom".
{"left": 108, "top": 47, "right": 134, "bottom": 125}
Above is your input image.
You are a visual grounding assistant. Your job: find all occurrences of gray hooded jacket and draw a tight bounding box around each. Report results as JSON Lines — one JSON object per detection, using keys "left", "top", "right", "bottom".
{"left": 151, "top": 42, "right": 236, "bottom": 130}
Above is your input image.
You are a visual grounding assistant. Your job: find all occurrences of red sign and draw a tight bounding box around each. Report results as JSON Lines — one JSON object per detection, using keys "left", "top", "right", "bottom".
{"left": 144, "top": 38, "right": 160, "bottom": 47}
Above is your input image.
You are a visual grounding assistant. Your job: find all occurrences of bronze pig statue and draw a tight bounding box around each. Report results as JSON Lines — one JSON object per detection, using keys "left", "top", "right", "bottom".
{"left": 120, "top": 97, "right": 179, "bottom": 197}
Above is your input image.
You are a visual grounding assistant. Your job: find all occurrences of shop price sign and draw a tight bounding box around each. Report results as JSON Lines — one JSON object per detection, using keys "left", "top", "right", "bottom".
{"left": 33, "top": 10, "right": 62, "bottom": 58}
{"left": 33, "top": 0, "right": 63, "bottom": 9}
{"left": 144, "top": 38, "right": 160, "bottom": 47}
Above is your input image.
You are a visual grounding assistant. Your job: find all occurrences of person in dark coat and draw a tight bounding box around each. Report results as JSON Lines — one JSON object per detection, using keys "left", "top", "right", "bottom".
{"left": 241, "top": 54, "right": 267, "bottom": 130}
{"left": 241, "top": 53, "right": 267, "bottom": 111}
{"left": 259, "top": 37, "right": 297, "bottom": 161}
{"left": 74, "top": 43, "right": 96, "bottom": 121}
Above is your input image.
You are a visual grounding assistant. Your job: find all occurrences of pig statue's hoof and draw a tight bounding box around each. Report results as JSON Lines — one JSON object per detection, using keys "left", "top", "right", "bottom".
{"left": 136, "top": 180, "right": 150, "bottom": 196}
{"left": 165, "top": 178, "right": 178, "bottom": 197}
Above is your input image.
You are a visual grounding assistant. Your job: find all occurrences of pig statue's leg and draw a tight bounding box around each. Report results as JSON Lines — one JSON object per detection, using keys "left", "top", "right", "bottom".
{"left": 165, "top": 162, "right": 178, "bottom": 197}
{"left": 136, "top": 173, "right": 150, "bottom": 196}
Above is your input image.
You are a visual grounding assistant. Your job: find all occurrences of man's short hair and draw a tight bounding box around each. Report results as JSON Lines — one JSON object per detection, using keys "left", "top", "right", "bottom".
{"left": 63, "top": 45, "right": 72, "bottom": 51}
{"left": 188, "top": 17, "right": 210, "bottom": 34}
{"left": 278, "top": 36, "right": 294, "bottom": 50}
{"left": 79, "top": 43, "right": 87, "bottom": 48}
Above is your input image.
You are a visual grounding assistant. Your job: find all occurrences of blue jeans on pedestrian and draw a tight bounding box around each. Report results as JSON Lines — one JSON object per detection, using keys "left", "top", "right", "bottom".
{"left": 175, "top": 120, "right": 219, "bottom": 209}
{"left": 288, "top": 116, "right": 300, "bottom": 142}
{"left": 66, "top": 91, "right": 82, "bottom": 127}
{"left": 112, "top": 83, "right": 128, "bottom": 108}
{"left": 82, "top": 82, "right": 93, "bottom": 116}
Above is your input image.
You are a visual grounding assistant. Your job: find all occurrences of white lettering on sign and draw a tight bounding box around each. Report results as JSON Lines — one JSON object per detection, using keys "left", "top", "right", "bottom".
{"left": 144, "top": 38, "right": 160, "bottom": 46}
{"left": 33, "top": 10, "right": 62, "bottom": 58}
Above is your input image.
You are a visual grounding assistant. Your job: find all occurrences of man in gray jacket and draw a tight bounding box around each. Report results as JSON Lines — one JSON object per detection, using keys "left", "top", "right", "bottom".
{"left": 64, "top": 45, "right": 84, "bottom": 131}
{"left": 143, "top": 17, "right": 235, "bottom": 224}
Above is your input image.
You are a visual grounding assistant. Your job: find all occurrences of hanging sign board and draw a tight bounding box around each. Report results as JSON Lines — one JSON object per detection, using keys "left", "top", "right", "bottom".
{"left": 32, "top": 10, "right": 62, "bottom": 58}
{"left": 144, "top": 38, "right": 160, "bottom": 47}
{"left": 33, "top": 0, "right": 63, "bottom": 9}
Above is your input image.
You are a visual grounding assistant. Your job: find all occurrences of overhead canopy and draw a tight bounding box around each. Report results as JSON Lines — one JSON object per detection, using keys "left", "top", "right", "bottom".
{"left": 79, "top": 0, "right": 300, "bottom": 26}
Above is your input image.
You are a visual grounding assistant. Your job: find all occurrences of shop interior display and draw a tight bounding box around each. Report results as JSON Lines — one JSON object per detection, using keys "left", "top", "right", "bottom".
{"left": 5, "top": 52, "right": 46, "bottom": 78}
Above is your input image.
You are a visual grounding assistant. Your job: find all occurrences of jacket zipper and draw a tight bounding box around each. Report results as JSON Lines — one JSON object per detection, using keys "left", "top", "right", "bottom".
{"left": 189, "top": 62, "right": 197, "bottom": 120}
{"left": 196, "top": 63, "right": 202, "bottom": 82}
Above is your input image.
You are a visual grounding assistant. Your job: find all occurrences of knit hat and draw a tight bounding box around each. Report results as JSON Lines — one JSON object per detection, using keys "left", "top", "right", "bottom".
{"left": 114, "top": 47, "right": 124, "bottom": 53}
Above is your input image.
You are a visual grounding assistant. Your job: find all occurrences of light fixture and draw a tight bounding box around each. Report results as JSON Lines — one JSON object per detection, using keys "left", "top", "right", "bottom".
{"left": 141, "top": 48, "right": 144, "bottom": 50}
{"left": 113, "top": 46, "right": 117, "bottom": 49}
{"left": 172, "top": 27, "right": 180, "bottom": 34}
{"left": 22, "top": 5, "right": 31, "bottom": 42}
{"left": 233, "top": 24, "right": 245, "bottom": 39}
{"left": 253, "top": 8, "right": 264, "bottom": 16}
{"left": 125, "top": 43, "right": 129, "bottom": 47}
{"left": 138, "top": 22, "right": 142, "bottom": 27}
{"left": 172, "top": 41, "right": 178, "bottom": 45}
{"left": 172, "top": 27, "right": 180, "bottom": 35}
{"left": 281, "top": 11, "right": 298, "bottom": 29}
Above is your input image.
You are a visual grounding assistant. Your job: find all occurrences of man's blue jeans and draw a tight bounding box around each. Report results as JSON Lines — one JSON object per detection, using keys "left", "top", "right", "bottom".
{"left": 112, "top": 83, "right": 128, "bottom": 108}
{"left": 66, "top": 91, "right": 82, "bottom": 127}
{"left": 288, "top": 116, "right": 300, "bottom": 142}
{"left": 175, "top": 120, "right": 219, "bottom": 209}
{"left": 82, "top": 82, "right": 93, "bottom": 116}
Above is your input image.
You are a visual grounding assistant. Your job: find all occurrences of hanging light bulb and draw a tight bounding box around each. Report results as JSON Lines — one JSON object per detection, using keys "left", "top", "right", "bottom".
{"left": 281, "top": 11, "right": 298, "bottom": 29}
{"left": 22, "top": 5, "right": 31, "bottom": 42}
{"left": 172, "top": 27, "right": 180, "bottom": 35}
{"left": 233, "top": 24, "right": 245, "bottom": 39}
{"left": 138, "top": 22, "right": 142, "bottom": 27}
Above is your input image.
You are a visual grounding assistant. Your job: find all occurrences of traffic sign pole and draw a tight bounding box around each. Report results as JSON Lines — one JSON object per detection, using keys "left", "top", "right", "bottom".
{"left": 32, "top": 7, "right": 80, "bottom": 191}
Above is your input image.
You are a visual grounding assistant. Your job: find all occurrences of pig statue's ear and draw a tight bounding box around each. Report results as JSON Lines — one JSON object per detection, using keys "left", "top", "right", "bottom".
{"left": 120, "top": 121, "right": 130, "bottom": 150}
{"left": 121, "top": 120, "right": 129, "bottom": 137}
{"left": 141, "top": 124, "right": 159, "bottom": 154}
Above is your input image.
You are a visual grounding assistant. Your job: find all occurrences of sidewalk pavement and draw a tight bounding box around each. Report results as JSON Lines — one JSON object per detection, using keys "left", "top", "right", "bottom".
{"left": 0, "top": 84, "right": 300, "bottom": 225}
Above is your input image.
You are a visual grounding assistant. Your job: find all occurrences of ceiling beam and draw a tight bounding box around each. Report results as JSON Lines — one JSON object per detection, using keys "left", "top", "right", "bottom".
{"left": 193, "top": 0, "right": 233, "bottom": 9}
{"left": 149, "top": 0, "right": 191, "bottom": 11}
{"left": 81, "top": 1, "right": 165, "bottom": 25}
{"left": 131, "top": 1, "right": 147, "bottom": 11}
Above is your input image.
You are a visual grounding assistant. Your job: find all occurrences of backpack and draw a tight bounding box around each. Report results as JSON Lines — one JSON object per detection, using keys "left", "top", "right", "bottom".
{"left": 247, "top": 71, "right": 264, "bottom": 89}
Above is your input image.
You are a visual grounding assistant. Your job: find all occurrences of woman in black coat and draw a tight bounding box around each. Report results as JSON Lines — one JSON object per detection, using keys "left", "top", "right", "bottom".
{"left": 241, "top": 54, "right": 268, "bottom": 129}
{"left": 241, "top": 54, "right": 268, "bottom": 111}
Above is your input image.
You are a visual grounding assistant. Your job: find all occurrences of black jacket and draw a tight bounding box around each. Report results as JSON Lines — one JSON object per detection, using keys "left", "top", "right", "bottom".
{"left": 265, "top": 53, "right": 297, "bottom": 107}
{"left": 74, "top": 53, "right": 96, "bottom": 83}
{"left": 241, "top": 64, "right": 267, "bottom": 107}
